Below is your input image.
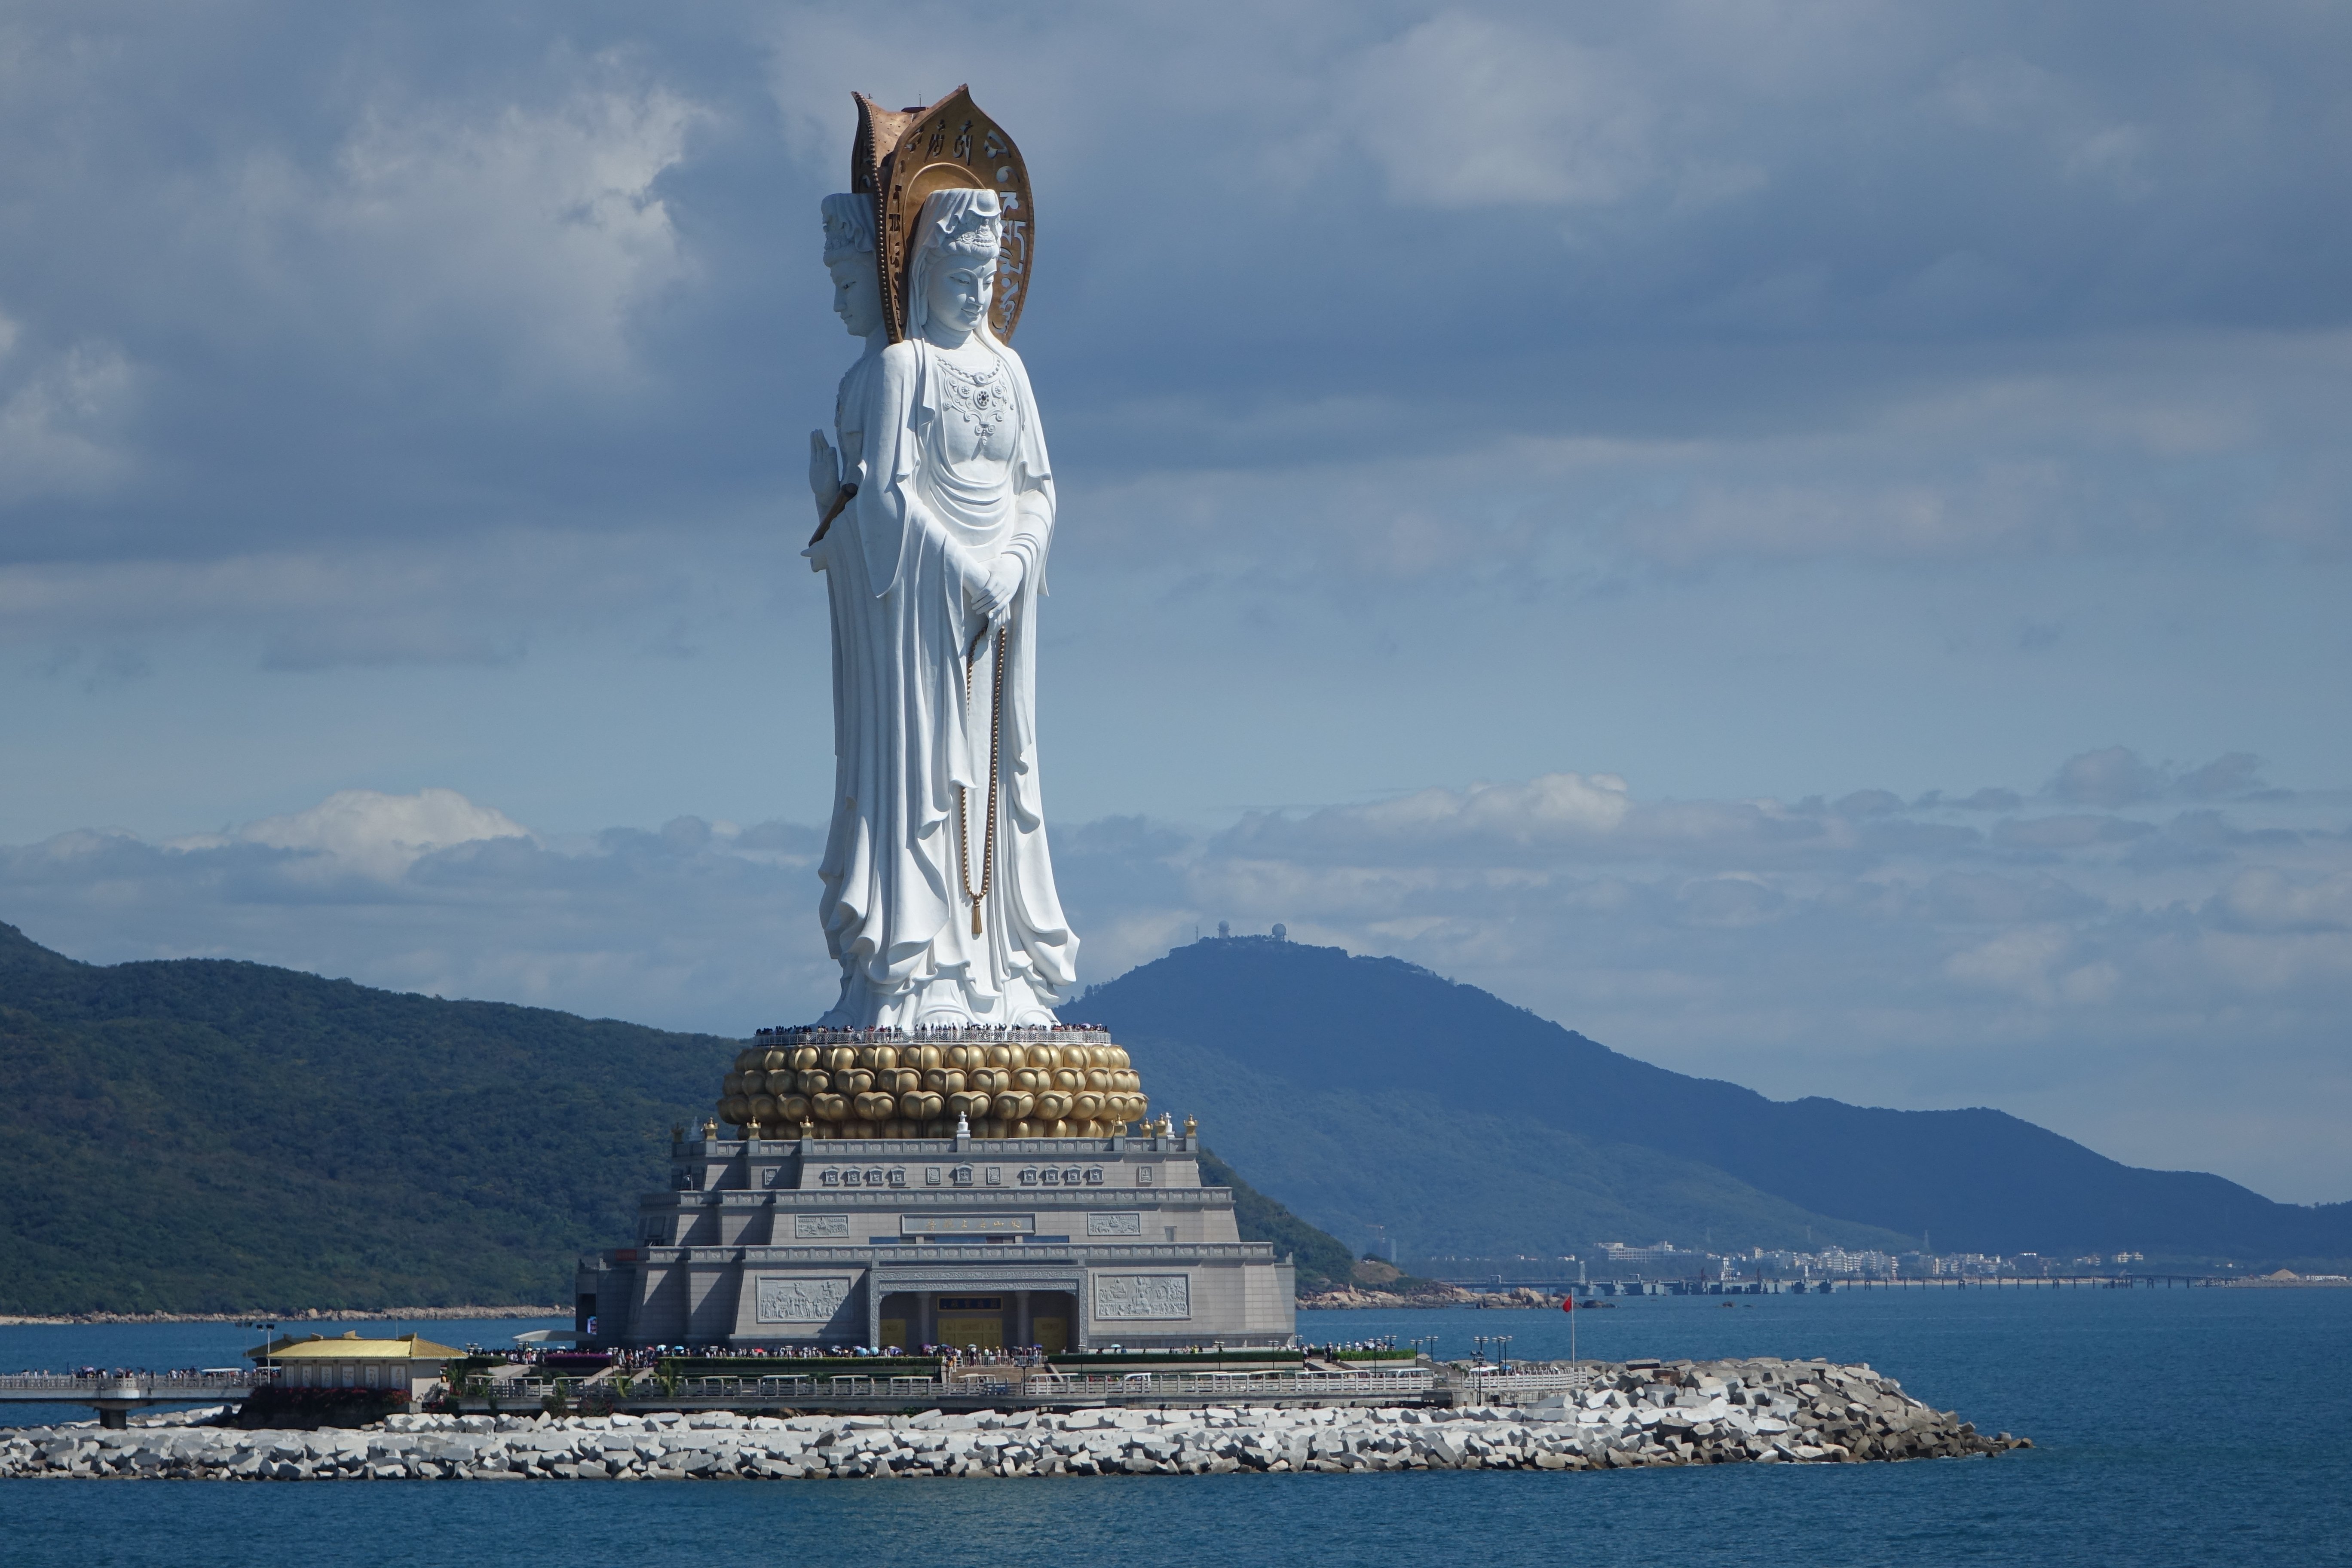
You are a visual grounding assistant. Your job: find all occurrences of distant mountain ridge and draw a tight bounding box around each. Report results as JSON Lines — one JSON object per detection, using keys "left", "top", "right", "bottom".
{"left": 1084, "top": 937, "right": 2352, "bottom": 1265}
{"left": 0, "top": 922, "right": 1354, "bottom": 1313}
{"left": 6, "top": 917, "right": 2343, "bottom": 1316}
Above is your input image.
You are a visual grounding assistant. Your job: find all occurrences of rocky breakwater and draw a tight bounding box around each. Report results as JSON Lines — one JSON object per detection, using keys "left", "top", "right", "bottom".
{"left": 1530, "top": 1357, "right": 2028, "bottom": 1466}
{"left": 1296, "top": 1283, "right": 1544, "bottom": 1309}
{"left": 0, "top": 1360, "right": 2023, "bottom": 1479}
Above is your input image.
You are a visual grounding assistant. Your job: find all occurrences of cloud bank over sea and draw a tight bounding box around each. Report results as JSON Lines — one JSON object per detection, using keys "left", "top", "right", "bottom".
{"left": 9, "top": 746, "right": 2346, "bottom": 1204}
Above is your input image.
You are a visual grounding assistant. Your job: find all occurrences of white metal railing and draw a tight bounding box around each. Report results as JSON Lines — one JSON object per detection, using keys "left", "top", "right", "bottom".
{"left": 757, "top": 1026, "right": 1114, "bottom": 1045}
{"left": 1460, "top": 1369, "right": 1598, "bottom": 1401}
{"left": 452, "top": 1367, "right": 1441, "bottom": 1408}
{"left": 1020, "top": 1370, "right": 1434, "bottom": 1398}
{"left": 0, "top": 1372, "right": 260, "bottom": 1396}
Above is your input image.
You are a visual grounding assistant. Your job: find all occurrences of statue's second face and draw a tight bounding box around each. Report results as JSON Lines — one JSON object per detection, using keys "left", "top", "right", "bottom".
{"left": 830, "top": 257, "right": 884, "bottom": 339}
{"left": 925, "top": 257, "right": 996, "bottom": 337}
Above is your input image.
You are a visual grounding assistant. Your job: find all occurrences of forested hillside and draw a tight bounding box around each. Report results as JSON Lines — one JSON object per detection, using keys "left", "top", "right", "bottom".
{"left": 0, "top": 922, "right": 1352, "bottom": 1313}
{"left": 1086, "top": 937, "right": 2352, "bottom": 1265}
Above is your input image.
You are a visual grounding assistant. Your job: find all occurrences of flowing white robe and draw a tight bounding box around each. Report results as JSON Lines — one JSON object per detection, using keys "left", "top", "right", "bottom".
{"left": 812, "top": 333, "right": 1077, "bottom": 1026}
{"left": 810, "top": 339, "right": 885, "bottom": 1013}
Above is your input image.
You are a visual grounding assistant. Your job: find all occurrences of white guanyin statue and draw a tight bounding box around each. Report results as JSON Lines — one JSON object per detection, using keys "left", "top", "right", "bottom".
{"left": 804, "top": 185, "right": 1077, "bottom": 1029}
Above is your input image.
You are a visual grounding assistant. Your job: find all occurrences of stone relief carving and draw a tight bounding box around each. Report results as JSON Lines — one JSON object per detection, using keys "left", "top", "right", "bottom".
{"left": 1086, "top": 1212, "right": 1143, "bottom": 1237}
{"left": 756, "top": 1275, "right": 853, "bottom": 1323}
{"left": 793, "top": 1213, "right": 852, "bottom": 1238}
{"left": 1094, "top": 1274, "right": 1190, "bottom": 1320}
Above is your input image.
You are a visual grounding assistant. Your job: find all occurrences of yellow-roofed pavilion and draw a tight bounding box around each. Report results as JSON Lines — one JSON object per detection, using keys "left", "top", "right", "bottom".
{"left": 247, "top": 1331, "right": 467, "bottom": 1399}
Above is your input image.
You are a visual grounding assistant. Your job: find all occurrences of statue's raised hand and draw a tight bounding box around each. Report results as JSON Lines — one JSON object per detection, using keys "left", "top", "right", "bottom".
{"left": 808, "top": 429, "right": 842, "bottom": 515}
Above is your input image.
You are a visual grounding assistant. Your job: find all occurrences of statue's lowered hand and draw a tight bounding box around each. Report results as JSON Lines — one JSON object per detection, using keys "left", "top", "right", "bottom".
{"left": 976, "top": 555, "right": 1022, "bottom": 622}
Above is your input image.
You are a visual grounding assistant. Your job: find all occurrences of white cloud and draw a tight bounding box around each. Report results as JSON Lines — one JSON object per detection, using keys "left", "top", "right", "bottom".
{"left": 2213, "top": 868, "right": 2352, "bottom": 934}
{"left": 1943, "top": 925, "right": 2077, "bottom": 1001}
{"left": 1935, "top": 53, "right": 2155, "bottom": 198}
{"left": 230, "top": 75, "right": 707, "bottom": 388}
{"left": 0, "top": 526, "right": 753, "bottom": 667}
{"left": 168, "top": 789, "right": 531, "bottom": 881}
{"left": 1341, "top": 13, "right": 1663, "bottom": 209}
{"left": 0, "top": 335, "right": 138, "bottom": 504}
{"left": 1057, "top": 331, "right": 2352, "bottom": 604}
{"left": 1221, "top": 773, "right": 1631, "bottom": 864}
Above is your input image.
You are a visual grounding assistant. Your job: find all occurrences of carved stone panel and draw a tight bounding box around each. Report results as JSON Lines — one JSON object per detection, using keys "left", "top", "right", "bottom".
{"left": 1094, "top": 1274, "right": 1191, "bottom": 1320}
{"left": 1086, "top": 1212, "right": 1144, "bottom": 1237}
{"left": 755, "top": 1275, "right": 854, "bottom": 1324}
{"left": 901, "top": 1213, "right": 1032, "bottom": 1237}
{"left": 793, "top": 1213, "right": 852, "bottom": 1239}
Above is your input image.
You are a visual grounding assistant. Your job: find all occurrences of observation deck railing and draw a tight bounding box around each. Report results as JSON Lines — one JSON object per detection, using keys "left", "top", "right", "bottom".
{"left": 1457, "top": 1369, "right": 1599, "bottom": 1403}
{"left": 468, "top": 1366, "right": 1436, "bottom": 1413}
{"left": 0, "top": 1371, "right": 264, "bottom": 1402}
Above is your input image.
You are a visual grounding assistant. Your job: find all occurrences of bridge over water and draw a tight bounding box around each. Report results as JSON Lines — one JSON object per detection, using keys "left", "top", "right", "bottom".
{"left": 0, "top": 1372, "right": 261, "bottom": 1428}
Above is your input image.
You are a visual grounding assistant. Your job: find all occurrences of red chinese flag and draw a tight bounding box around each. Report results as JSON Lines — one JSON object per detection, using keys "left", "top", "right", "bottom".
{"left": 1561, "top": 1295, "right": 1575, "bottom": 1313}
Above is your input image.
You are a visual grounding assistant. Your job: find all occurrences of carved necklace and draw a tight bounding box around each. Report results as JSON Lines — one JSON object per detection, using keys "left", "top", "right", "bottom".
{"left": 937, "top": 355, "right": 1008, "bottom": 445}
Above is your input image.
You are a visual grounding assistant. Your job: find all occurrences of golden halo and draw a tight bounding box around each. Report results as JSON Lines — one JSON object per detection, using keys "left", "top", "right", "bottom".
{"left": 853, "top": 86, "right": 1033, "bottom": 344}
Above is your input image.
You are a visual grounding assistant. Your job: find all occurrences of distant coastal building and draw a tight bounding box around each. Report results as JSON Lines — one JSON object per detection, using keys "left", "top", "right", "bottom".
{"left": 1747, "top": 1246, "right": 1899, "bottom": 1280}
{"left": 1592, "top": 1241, "right": 1708, "bottom": 1279}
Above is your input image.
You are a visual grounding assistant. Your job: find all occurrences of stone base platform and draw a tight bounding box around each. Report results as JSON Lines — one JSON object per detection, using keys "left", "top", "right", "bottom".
{"left": 580, "top": 1124, "right": 1294, "bottom": 1353}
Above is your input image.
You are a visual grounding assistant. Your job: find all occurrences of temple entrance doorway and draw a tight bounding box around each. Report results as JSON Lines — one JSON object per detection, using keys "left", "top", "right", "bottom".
{"left": 937, "top": 1295, "right": 1005, "bottom": 1351}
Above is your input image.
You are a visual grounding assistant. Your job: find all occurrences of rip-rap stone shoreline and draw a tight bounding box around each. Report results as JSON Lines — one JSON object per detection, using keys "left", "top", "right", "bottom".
{"left": 1, "top": 1358, "right": 2026, "bottom": 1480}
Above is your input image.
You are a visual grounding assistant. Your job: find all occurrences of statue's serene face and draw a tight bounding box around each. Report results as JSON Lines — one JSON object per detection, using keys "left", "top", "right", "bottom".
{"left": 924, "top": 256, "right": 996, "bottom": 337}
{"left": 830, "top": 257, "right": 883, "bottom": 339}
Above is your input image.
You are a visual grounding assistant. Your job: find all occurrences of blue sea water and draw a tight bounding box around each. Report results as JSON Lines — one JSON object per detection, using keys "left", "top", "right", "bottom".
{"left": 2, "top": 1288, "right": 2346, "bottom": 1568}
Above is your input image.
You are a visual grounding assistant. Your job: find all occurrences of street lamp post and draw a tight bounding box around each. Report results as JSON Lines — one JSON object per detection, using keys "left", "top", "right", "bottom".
{"left": 245, "top": 1320, "right": 279, "bottom": 1387}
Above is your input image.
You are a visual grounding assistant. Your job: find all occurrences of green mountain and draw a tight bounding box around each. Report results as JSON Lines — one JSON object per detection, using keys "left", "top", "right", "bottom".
{"left": 0, "top": 922, "right": 1348, "bottom": 1315}
{"left": 1195, "top": 1146, "right": 1355, "bottom": 1293}
{"left": 1085, "top": 937, "right": 2352, "bottom": 1266}
{"left": 1130, "top": 1029, "right": 1917, "bottom": 1264}
{"left": 13, "top": 911, "right": 2340, "bottom": 1315}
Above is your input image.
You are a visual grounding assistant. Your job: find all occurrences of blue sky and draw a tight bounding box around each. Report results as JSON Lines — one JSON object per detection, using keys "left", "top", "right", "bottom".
{"left": 2, "top": 2, "right": 2348, "bottom": 1201}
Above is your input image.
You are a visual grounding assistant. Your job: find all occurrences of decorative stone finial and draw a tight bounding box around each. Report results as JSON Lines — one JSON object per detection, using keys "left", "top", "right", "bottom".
{"left": 1184, "top": 1115, "right": 1197, "bottom": 1138}
{"left": 956, "top": 1112, "right": 971, "bottom": 1136}
{"left": 700, "top": 1117, "right": 717, "bottom": 1141}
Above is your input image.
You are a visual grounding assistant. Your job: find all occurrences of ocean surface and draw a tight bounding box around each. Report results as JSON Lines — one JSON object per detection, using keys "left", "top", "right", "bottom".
{"left": 2, "top": 1288, "right": 2346, "bottom": 1567}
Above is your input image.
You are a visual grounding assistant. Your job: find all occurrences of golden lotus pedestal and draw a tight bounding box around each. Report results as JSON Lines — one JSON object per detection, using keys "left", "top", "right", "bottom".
{"left": 716, "top": 1025, "right": 1150, "bottom": 1142}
